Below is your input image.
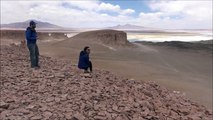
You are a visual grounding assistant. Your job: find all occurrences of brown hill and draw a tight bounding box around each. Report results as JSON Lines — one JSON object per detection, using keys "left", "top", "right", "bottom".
{"left": 0, "top": 44, "right": 212, "bottom": 120}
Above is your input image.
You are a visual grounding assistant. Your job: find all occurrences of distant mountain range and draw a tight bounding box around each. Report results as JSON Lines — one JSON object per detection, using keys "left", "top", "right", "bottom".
{"left": 107, "top": 24, "right": 157, "bottom": 30}
{"left": 1, "top": 20, "right": 62, "bottom": 29}
{"left": 1, "top": 20, "right": 157, "bottom": 31}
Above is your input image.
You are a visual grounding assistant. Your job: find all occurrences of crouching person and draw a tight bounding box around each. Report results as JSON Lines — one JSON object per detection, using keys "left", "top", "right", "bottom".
{"left": 78, "top": 46, "right": 93, "bottom": 73}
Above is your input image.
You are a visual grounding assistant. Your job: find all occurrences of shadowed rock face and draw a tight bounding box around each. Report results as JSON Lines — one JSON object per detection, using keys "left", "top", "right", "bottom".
{"left": 97, "top": 30, "right": 128, "bottom": 45}
{"left": 0, "top": 44, "right": 212, "bottom": 120}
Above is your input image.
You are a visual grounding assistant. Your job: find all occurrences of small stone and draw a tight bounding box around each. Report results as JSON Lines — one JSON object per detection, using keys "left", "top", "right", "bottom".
{"left": 112, "top": 105, "right": 120, "bottom": 112}
{"left": 43, "top": 111, "right": 52, "bottom": 119}
{"left": 31, "top": 115, "right": 43, "bottom": 120}
{"left": 73, "top": 112, "right": 85, "bottom": 120}
{"left": 0, "top": 110, "right": 11, "bottom": 119}
{"left": 97, "top": 111, "right": 106, "bottom": 117}
{"left": 140, "top": 101, "right": 152, "bottom": 110}
{"left": 65, "top": 112, "right": 73, "bottom": 119}
{"left": 81, "top": 73, "right": 92, "bottom": 78}
{"left": 18, "top": 108, "right": 31, "bottom": 115}
{"left": 26, "top": 104, "right": 35, "bottom": 110}
{"left": 55, "top": 97, "right": 61, "bottom": 102}
{"left": 143, "top": 90, "right": 153, "bottom": 98}
{"left": 141, "top": 107, "right": 150, "bottom": 116}
{"left": 39, "top": 105, "right": 48, "bottom": 111}
{"left": 94, "top": 115, "right": 106, "bottom": 120}
{"left": 30, "top": 79, "right": 39, "bottom": 83}
{"left": 178, "top": 108, "right": 190, "bottom": 115}
{"left": 71, "top": 117, "right": 79, "bottom": 120}
{"left": 0, "top": 101, "right": 10, "bottom": 109}
{"left": 187, "top": 115, "right": 201, "bottom": 120}
{"left": 46, "top": 97, "right": 54, "bottom": 102}
{"left": 6, "top": 98, "right": 15, "bottom": 103}
{"left": 115, "top": 116, "right": 123, "bottom": 120}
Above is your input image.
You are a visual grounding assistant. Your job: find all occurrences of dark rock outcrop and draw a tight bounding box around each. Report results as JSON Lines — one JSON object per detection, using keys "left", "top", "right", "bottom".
{"left": 72, "top": 30, "right": 130, "bottom": 46}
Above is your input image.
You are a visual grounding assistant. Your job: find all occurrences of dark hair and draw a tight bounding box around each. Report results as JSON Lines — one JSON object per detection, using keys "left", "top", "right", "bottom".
{"left": 84, "top": 46, "right": 89, "bottom": 52}
{"left": 30, "top": 20, "right": 36, "bottom": 26}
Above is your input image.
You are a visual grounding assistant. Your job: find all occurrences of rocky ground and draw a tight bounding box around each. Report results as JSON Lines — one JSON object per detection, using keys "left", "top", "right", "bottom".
{"left": 0, "top": 44, "right": 212, "bottom": 120}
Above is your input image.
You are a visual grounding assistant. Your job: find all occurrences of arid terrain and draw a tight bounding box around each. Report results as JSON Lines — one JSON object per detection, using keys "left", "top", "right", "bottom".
{"left": 0, "top": 29, "right": 212, "bottom": 115}
{"left": 1, "top": 43, "right": 212, "bottom": 120}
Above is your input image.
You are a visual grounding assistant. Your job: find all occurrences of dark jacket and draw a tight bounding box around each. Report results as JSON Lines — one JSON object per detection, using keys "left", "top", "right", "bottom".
{"left": 25, "top": 27, "right": 37, "bottom": 44}
{"left": 78, "top": 51, "right": 90, "bottom": 69}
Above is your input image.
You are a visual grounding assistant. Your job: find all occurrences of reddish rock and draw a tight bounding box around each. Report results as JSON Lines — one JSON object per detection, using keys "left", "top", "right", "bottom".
{"left": 46, "top": 97, "right": 55, "bottom": 102}
{"left": 187, "top": 115, "right": 201, "bottom": 120}
{"left": 0, "top": 110, "right": 11, "bottom": 119}
{"left": 93, "top": 115, "right": 106, "bottom": 120}
{"left": 0, "top": 102, "right": 10, "bottom": 109}
{"left": 55, "top": 97, "right": 61, "bottom": 102}
{"left": 73, "top": 112, "right": 85, "bottom": 120}
{"left": 141, "top": 107, "right": 150, "bottom": 116}
{"left": 64, "top": 112, "right": 73, "bottom": 119}
{"left": 115, "top": 116, "right": 123, "bottom": 120}
{"left": 43, "top": 111, "right": 52, "bottom": 119}
{"left": 17, "top": 108, "right": 31, "bottom": 115}
{"left": 31, "top": 115, "right": 43, "bottom": 120}
{"left": 178, "top": 107, "right": 190, "bottom": 115}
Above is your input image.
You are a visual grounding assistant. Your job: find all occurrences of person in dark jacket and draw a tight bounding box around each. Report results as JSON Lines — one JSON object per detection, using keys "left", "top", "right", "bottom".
{"left": 78, "top": 46, "right": 92, "bottom": 73}
{"left": 25, "top": 20, "right": 40, "bottom": 68}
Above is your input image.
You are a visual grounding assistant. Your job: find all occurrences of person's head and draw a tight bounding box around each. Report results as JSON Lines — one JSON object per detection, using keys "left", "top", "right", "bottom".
{"left": 29, "top": 20, "right": 36, "bottom": 29}
{"left": 84, "top": 46, "right": 90, "bottom": 54}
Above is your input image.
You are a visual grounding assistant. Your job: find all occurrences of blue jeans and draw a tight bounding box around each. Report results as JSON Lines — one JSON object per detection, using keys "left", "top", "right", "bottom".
{"left": 27, "top": 43, "right": 39, "bottom": 68}
{"left": 83, "top": 61, "right": 93, "bottom": 72}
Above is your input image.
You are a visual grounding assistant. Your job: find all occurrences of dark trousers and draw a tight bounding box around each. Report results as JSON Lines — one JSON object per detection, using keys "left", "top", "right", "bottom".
{"left": 27, "top": 43, "right": 39, "bottom": 68}
{"left": 85, "top": 61, "right": 93, "bottom": 72}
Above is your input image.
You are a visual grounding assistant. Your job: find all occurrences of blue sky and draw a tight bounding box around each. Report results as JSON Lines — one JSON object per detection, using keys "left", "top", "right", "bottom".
{"left": 1, "top": 0, "right": 212, "bottom": 29}
{"left": 101, "top": 0, "right": 152, "bottom": 15}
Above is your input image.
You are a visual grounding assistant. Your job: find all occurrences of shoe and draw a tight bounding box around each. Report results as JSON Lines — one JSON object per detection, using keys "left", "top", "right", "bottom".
{"left": 35, "top": 66, "right": 40, "bottom": 69}
{"left": 31, "top": 66, "right": 40, "bottom": 70}
{"left": 84, "top": 70, "right": 90, "bottom": 73}
{"left": 83, "top": 73, "right": 92, "bottom": 78}
{"left": 35, "top": 65, "right": 40, "bottom": 67}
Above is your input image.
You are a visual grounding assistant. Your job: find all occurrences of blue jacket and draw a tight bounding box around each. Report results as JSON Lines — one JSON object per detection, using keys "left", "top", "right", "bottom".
{"left": 25, "top": 27, "right": 37, "bottom": 44}
{"left": 78, "top": 51, "right": 90, "bottom": 69}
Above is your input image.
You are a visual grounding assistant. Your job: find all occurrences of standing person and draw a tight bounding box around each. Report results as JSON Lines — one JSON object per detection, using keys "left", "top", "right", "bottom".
{"left": 78, "top": 46, "right": 93, "bottom": 73}
{"left": 25, "top": 20, "right": 40, "bottom": 68}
